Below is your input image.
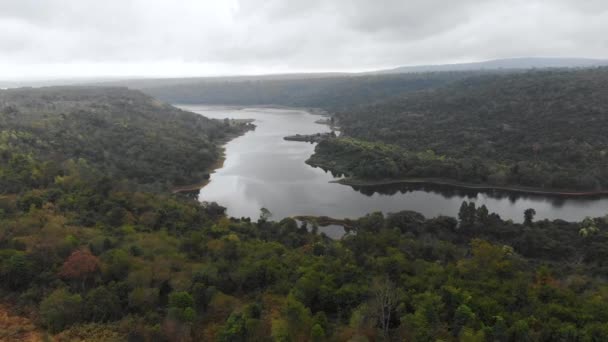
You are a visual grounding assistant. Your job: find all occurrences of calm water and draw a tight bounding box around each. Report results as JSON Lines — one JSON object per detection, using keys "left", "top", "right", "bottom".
{"left": 179, "top": 105, "right": 608, "bottom": 223}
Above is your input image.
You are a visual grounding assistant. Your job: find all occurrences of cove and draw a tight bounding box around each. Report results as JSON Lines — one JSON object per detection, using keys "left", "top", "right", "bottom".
{"left": 178, "top": 105, "right": 608, "bottom": 223}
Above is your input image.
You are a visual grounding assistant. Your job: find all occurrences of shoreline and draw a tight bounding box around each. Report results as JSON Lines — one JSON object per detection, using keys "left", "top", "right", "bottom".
{"left": 171, "top": 129, "right": 250, "bottom": 194}
{"left": 293, "top": 215, "right": 354, "bottom": 227}
{"left": 333, "top": 177, "right": 608, "bottom": 197}
{"left": 175, "top": 103, "right": 330, "bottom": 116}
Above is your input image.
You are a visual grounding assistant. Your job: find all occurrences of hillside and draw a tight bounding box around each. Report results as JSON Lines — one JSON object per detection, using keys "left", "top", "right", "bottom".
{"left": 131, "top": 72, "right": 490, "bottom": 110}
{"left": 377, "top": 57, "right": 608, "bottom": 74}
{"left": 0, "top": 86, "right": 249, "bottom": 191}
{"left": 310, "top": 68, "right": 608, "bottom": 191}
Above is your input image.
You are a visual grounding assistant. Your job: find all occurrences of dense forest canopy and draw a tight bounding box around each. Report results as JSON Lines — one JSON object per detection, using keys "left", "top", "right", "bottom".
{"left": 135, "top": 72, "right": 489, "bottom": 111}
{"left": 308, "top": 68, "right": 608, "bottom": 191}
{"left": 0, "top": 87, "right": 248, "bottom": 192}
{"left": 2, "top": 82, "right": 608, "bottom": 340}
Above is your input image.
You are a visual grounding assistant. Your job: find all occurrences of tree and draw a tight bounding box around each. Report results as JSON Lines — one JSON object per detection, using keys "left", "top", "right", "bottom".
{"left": 102, "top": 249, "right": 130, "bottom": 281}
{"left": 271, "top": 318, "right": 290, "bottom": 342}
{"left": 164, "top": 291, "right": 196, "bottom": 341}
{"left": 579, "top": 217, "right": 600, "bottom": 237}
{"left": 39, "top": 288, "right": 82, "bottom": 333}
{"left": 59, "top": 250, "right": 101, "bottom": 291}
{"left": 524, "top": 208, "right": 536, "bottom": 226}
{"left": 1, "top": 253, "right": 33, "bottom": 290}
{"left": 218, "top": 312, "right": 248, "bottom": 342}
{"left": 84, "top": 286, "right": 121, "bottom": 322}
{"left": 492, "top": 316, "right": 508, "bottom": 342}
{"left": 168, "top": 291, "right": 196, "bottom": 322}
{"left": 370, "top": 277, "right": 398, "bottom": 338}
{"left": 476, "top": 205, "right": 489, "bottom": 224}
{"left": 285, "top": 295, "right": 312, "bottom": 339}
{"left": 311, "top": 323, "right": 326, "bottom": 341}
{"left": 259, "top": 207, "right": 272, "bottom": 222}
{"left": 458, "top": 201, "right": 476, "bottom": 227}
{"left": 128, "top": 287, "right": 159, "bottom": 313}
{"left": 404, "top": 292, "right": 445, "bottom": 341}
{"left": 453, "top": 304, "right": 475, "bottom": 336}
{"left": 359, "top": 211, "right": 385, "bottom": 233}
{"left": 510, "top": 320, "right": 532, "bottom": 342}
{"left": 192, "top": 283, "right": 216, "bottom": 313}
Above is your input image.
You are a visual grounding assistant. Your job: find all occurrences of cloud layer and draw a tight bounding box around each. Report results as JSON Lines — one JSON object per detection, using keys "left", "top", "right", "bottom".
{"left": 1, "top": 0, "right": 607, "bottom": 79}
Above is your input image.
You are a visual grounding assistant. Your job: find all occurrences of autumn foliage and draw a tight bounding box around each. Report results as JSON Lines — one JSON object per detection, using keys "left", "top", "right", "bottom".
{"left": 59, "top": 250, "right": 100, "bottom": 283}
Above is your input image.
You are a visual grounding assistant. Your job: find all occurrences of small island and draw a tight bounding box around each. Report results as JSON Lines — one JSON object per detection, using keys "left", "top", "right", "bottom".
{"left": 284, "top": 131, "right": 336, "bottom": 143}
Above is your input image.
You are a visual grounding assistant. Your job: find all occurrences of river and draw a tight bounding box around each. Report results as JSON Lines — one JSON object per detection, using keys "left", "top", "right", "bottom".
{"left": 179, "top": 105, "right": 608, "bottom": 224}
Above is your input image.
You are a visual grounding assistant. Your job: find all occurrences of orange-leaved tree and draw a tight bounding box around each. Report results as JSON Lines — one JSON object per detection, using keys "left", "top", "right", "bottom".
{"left": 59, "top": 249, "right": 100, "bottom": 291}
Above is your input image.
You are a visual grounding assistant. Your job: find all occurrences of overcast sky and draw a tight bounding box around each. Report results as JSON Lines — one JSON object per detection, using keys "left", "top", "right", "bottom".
{"left": 1, "top": 0, "right": 607, "bottom": 80}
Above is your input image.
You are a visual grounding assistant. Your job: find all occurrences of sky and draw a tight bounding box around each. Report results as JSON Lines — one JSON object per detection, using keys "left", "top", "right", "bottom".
{"left": 1, "top": 0, "right": 607, "bottom": 80}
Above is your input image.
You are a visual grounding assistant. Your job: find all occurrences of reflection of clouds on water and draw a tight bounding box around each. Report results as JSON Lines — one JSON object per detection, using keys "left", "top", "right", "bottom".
{"left": 351, "top": 182, "right": 608, "bottom": 222}
{"left": 180, "top": 105, "right": 608, "bottom": 224}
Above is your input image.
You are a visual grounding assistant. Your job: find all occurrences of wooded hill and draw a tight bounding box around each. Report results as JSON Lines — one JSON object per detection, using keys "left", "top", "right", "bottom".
{"left": 134, "top": 72, "right": 487, "bottom": 110}
{"left": 0, "top": 87, "right": 248, "bottom": 192}
{"left": 314, "top": 68, "right": 608, "bottom": 191}
{"left": 125, "top": 67, "right": 608, "bottom": 191}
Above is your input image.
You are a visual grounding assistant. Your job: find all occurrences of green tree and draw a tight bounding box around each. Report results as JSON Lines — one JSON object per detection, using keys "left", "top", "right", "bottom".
{"left": 524, "top": 208, "right": 536, "bottom": 226}
{"left": 510, "top": 320, "right": 532, "bottom": 342}
{"left": 453, "top": 304, "right": 475, "bottom": 336}
{"left": 271, "top": 318, "right": 290, "bottom": 342}
{"left": 168, "top": 291, "right": 196, "bottom": 322}
{"left": 476, "top": 205, "right": 489, "bottom": 224}
{"left": 311, "top": 323, "right": 326, "bottom": 341}
{"left": 458, "top": 201, "right": 476, "bottom": 227}
{"left": 102, "top": 249, "right": 131, "bottom": 281}
{"left": 285, "top": 295, "right": 312, "bottom": 339}
{"left": 84, "top": 286, "right": 121, "bottom": 322}
{"left": 218, "top": 312, "right": 248, "bottom": 342}
{"left": 492, "top": 316, "right": 508, "bottom": 342}
{"left": 1, "top": 253, "right": 33, "bottom": 290}
{"left": 39, "top": 288, "right": 82, "bottom": 333}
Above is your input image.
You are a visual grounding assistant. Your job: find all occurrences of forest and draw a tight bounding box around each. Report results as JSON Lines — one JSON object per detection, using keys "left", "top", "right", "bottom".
{"left": 134, "top": 72, "right": 489, "bottom": 111}
{"left": 0, "top": 87, "right": 251, "bottom": 193}
{"left": 309, "top": 68, "right": 608, "bottom": 191}
{"left": 1, "top": 86, "right": 608, "bottom": 341}
{"left": 130, "top": 67, "right": 608, "bottom": 191}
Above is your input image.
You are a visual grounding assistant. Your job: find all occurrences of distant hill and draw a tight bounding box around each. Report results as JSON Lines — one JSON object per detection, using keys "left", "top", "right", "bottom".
{"left": 124, "top": 72, "right": 497, "bottom": 109}
{"left": 101, "top": 72, "right": 351, "bottom": 90}
{"left": 0, "top": 77, "right": 130, "bottom": 89}
{"left": 376, "top": 57, "right": 608, "bottom": 74}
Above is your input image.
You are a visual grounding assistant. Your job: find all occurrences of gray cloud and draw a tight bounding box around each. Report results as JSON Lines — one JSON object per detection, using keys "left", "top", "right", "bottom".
{"left": 0, "top": 0, "right": 607, "bottom": 79}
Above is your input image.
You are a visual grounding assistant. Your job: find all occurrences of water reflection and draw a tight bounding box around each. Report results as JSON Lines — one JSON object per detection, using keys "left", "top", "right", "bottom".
{"left": 348, "top": 182, "right": 607, "bottom": 207}
{"left": 178, "top": 105, "right": 608, "bottom": 223}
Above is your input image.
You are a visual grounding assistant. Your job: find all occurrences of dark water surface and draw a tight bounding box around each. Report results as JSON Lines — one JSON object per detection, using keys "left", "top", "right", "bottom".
{"left": 179, "top": 105, "right": 608, "bottom": 223}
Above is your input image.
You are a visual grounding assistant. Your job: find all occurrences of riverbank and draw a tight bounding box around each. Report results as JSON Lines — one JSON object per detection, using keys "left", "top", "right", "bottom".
{"left": 333, "top": 177, "right": 608, "bottom": 197}
{"left": 177, "top": 103, "right": 331, "bottom": 117}
{"left": 171, "top": 128, "right": 253, "bottom": 194}
{"left": 293, "top": 215, "right": 354, "bottom": 227}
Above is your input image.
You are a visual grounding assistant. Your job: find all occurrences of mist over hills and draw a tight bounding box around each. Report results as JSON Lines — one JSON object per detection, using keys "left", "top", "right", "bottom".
{"left": 110, "top": 57, "right": 608, "bottom": 89}
{"left": 2, "top": 57, "right": 606, "bottom": 90}
{"left": 377, "top": 57, "right": 608, "bottom": 74}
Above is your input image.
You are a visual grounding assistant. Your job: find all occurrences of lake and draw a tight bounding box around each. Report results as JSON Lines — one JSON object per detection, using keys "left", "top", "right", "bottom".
{"left": 179, "top": 105, "right": 608, "bottom": 223}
